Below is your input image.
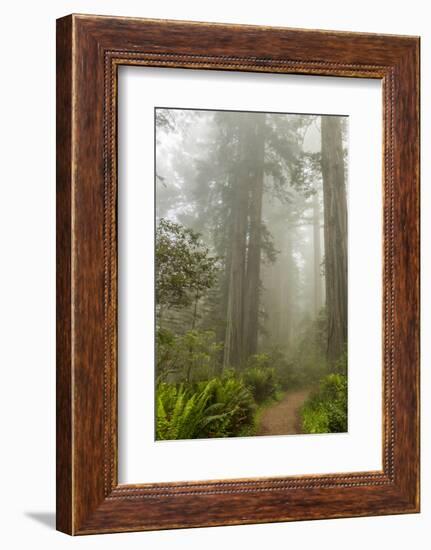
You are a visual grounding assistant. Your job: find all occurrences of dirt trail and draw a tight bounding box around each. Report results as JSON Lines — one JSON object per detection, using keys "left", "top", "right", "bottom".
{"left": 257, "top": 388, "right": 313, "bottom": 436}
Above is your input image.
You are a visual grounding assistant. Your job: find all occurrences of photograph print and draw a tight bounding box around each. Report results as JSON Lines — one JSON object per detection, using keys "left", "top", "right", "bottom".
{"left": 155, "top": 107, "right": 348, "bottom": 441}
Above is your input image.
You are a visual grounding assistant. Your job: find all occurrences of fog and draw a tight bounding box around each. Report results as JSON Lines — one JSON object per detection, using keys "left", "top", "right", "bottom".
{"left": 154, "top": 107, "right": 348, "bottom": 439}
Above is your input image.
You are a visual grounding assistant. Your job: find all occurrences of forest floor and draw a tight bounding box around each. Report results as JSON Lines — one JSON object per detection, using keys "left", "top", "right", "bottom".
{"left": 256, "top": 387, "right": 313, "bottom": 436}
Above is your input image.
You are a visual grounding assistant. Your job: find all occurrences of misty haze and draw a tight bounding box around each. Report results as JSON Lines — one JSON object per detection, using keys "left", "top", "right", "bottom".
{"left": 155, "top": 108, "right": 348, "bottom": 440}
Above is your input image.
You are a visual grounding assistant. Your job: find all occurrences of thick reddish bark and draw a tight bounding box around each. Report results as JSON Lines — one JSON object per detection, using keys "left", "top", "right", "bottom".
{"left": 321, "top": 116, "right": 348, "bottom": 363}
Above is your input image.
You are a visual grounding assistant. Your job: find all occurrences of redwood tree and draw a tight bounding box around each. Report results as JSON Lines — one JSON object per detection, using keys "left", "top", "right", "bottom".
{"left": 321, "top": 116, "right": 348, "bottom": 363}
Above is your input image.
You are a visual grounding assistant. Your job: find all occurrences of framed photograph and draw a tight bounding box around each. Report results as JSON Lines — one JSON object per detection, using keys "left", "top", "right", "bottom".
{"left": 56, "top": 14, "right": 420, "bottom": 535}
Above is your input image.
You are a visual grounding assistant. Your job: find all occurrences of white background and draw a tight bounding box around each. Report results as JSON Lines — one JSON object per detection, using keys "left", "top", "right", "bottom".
{"left": 0, "top": 1, "right": 428, "bottom": 548}
{"left": 118, "top": 67, "right": 382, "bottom": 483}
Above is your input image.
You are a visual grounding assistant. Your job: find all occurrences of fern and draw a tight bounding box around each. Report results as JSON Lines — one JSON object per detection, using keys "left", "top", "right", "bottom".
{"left": 155, "top": 376, "right": 255, "bottom": 440}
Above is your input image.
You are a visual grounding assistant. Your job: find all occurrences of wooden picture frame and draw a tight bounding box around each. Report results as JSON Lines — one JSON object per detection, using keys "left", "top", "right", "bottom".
{"left": 56, "top": 14, "right": 420, "bottom": 535}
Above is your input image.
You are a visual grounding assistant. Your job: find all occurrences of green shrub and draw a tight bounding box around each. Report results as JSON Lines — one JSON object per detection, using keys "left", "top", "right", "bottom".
{"left": 248, "top": 348, "right": 297, "bottom": 390}
{"left": 333, "top": 349, "right": 348, "bottom": 376}
{"left": 242, "top": 361, "right": 279, "bottom": 404}
{"left": 301, "top": 373, "right": 347, "bottom": 434}
{"left": 156, "top": 375, "right": 256, "bottom": 440}
{"left": 156, "top": 328, "right": 222, "bottom": 383}
{"left": 289, "top": 309, "right": 329, "bottom": 385}
{"left": 301, "top": 405, "right": 330, "bottom": 433}
{"left": 275, "top": 357, "right": 305, "bottom": 390}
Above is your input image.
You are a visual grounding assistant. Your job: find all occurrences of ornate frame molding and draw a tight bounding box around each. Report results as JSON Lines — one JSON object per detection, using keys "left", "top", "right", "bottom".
{"left": 57, "top": 15, "right": 419, "bottom": 534}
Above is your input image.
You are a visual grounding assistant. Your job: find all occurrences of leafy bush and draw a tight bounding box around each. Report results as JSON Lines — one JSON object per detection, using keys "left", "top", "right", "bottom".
{"left": 289, "top": 309, "right": 329, "bottom": 385}
{"left": 156, "top": 328, "right": 222, "bottom": 383}
{"left": 156, "top": 375, "right": 255, "bottom": 440}
{"left": 270, "top": 350, "right": 302, "bottom": 389}
{"left": 246, "top": 348, "right": 305, "bottom": 390}
{"left": 244, "top": 353, "right": 272, "bottom": 371}
{"left": 242, "top": 359, "right": 279, "bottom": 404}
{"left": 301, "top": 373, "right": 347, "bottom": 434}
{"left": 333, "top": 349, "right": 348, "bottom": 376}
{"left": 155, "top": 218, "right": 219, "bottom": 310}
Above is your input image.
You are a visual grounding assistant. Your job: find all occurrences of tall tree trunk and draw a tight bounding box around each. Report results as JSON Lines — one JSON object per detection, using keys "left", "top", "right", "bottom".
{"left": 223, "top": 119, "right": 249, "bottom": 368}
{"left": 243, "top": 115, "right": 266, "bottom": 358}
{"left": 283, "top": 227, "right": 293, "bottom": 348}
{"left": 217, "top": 205, "right": 233, "bottom": 349}
{"left": 312, "top": 186, "right": 323, "bottom": 317}
{"left": 321, "top": 116, "right": 348, "bottom": 363}
{"left": 191, "top": 292, "right": 199, "bottom": 330}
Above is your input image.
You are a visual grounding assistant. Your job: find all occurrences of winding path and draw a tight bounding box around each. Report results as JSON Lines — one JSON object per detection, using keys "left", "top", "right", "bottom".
{"left": 257, "top": 388, "right": 313, "bottom": 436}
